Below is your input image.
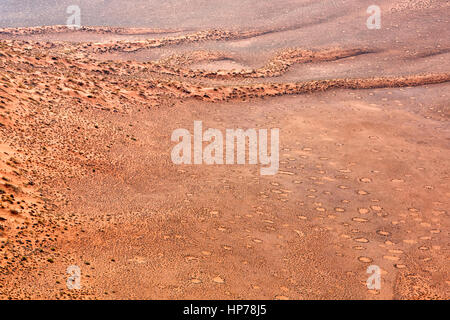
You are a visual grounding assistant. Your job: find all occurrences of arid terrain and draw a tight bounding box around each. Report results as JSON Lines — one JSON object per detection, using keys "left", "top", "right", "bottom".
{"left": 0, "top": 0, "right": 449, "bottom": 299}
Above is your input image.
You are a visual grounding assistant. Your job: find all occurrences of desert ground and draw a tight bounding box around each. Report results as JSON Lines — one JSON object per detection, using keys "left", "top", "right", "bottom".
{"left": 0, "top": 0, "right": 449, "bottom": 299}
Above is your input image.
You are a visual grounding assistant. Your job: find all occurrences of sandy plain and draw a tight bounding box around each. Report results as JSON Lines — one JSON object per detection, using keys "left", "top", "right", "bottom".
{"left": 0, "top": 0, "right": 449, "bottom": 299}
